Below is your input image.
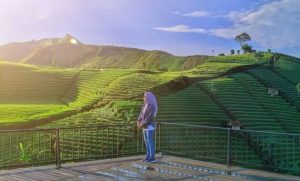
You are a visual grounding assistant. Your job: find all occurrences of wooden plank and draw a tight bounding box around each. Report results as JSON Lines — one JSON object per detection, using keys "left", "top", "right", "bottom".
{"left": 0, "top": 155, "right": 299, "bottom": 181}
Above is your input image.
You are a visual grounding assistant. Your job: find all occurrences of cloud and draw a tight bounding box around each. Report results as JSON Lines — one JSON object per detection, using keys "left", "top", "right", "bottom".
{"left": 173, "top": 11, "right": 209, "bottom": 17}
{"left": 183, "top": 11, "right": 209, "bottom": 17}
{"left": 173, "top": 11, "right": 181, "bottom": 15}
{"left": 222, "top": 10, "right": 252, "bottom": 23}
{"left": 155, "top": 25, "right": 206, "bottom": 33}
{"left": 210, "top": 0, "right": 300, "bottom": 48}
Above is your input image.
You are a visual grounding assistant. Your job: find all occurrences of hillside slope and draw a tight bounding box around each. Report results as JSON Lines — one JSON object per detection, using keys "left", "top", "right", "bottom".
{"left": 1, "top": 53, "right": 299, "bottom": 175}
{"left": 0, "top": 34, "right": 208, "bottom": 71}
{"left": 0, "top": 53, "right": 265, "bottom": 126}
{"left": 39, "top": 54, "right": 300, "bottom": 173}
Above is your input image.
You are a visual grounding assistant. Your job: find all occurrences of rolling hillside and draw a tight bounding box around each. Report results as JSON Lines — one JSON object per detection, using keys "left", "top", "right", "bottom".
{"left": 0, "top": 53, "right": 264, "bottom": 127}
{"left": 0, "top": 34, "right": 209, "bottom": 71}
{"left": 1, "top": 49, "right": 300, "bottom": 173}
{"left": 36, "top": 53, "right": 300, "bottom": 173}
{"left": 71, "top": 54, "right": 299, "bottom": 133}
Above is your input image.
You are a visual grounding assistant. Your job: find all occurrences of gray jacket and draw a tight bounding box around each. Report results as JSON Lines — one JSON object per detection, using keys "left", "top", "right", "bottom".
{"left": 138, "top": 104, "right": 156, "bottom": 128}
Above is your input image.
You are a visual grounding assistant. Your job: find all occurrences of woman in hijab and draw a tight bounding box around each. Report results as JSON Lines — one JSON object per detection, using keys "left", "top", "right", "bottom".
{"left": 137, "top": 91, "right": 158, "bottom": 162}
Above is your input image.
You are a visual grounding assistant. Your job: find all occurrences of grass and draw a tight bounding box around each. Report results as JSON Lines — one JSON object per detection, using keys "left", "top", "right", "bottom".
{"left": 248, "top": 66, "right": 300, "bottom": 107}
{"left": 156, "top": 85, "right": 230, "bottom": 126}
{"left": 0, "top": 52, "right": 267, "bottom": 125}
{"left": 198, "top": 71, "right": 300, "bottom": 172}
{"left": 232, "top": 73, "right": 300, "bottom": 133}
{"left": 0, "top": 104, "right": 71, "bottom": 123}
{"left": 61, "top": 69, "right": 134, "bottom": 108}
{"left": 0, "top": 61, "right": 78, "bottom": 104}
{"left": 199, "top": 77, "right": 284, "bottom": 131}
{"left": 0, "top": 62, "right": 78, "bottom": 124}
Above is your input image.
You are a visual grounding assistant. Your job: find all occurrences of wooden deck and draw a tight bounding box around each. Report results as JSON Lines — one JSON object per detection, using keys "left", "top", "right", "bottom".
{"left": 0, "top": 155, "right": 299, "bottom": 181}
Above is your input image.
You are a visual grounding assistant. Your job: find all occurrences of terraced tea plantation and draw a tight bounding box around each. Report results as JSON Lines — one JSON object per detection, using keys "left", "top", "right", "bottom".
{"left": 0, "top": 53, "right": 264, "bottom": 126}
{"left": 0, "top": 62, "right": 76, "bottom": 123}
{"left": 2, "top": 53, "right": 300, "bottom": 174}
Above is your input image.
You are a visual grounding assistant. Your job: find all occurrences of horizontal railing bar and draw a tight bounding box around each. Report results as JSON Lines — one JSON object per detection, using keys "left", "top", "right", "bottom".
{"left": 157, "top": 122, "right": 229, "bottom": 131}
{"left": 158, "top": 122, "right": 300, "bottom": 136}
{"left": 233, "top": 128, "right": 300, "bottom": 136}
{"left": 0, "top": 124, "right": 130, "bottom": 133}
{"left": 1, "top": 122, "right": 300, "bottom": 137}
{"left": 58, "top": 124, "right": 130, "bottom": 130}
{"left": 0, "top": 128, "right": 56, "bottom": 133}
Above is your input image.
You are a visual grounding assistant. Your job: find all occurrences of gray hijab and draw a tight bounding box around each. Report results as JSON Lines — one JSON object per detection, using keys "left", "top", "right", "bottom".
{"left": 143, "top": 92, "right": 158, "bottom": 116}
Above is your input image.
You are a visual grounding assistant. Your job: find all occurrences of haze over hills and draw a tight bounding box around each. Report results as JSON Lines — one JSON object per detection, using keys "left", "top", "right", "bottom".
{"left": 2, "top": 37, "right": 300, "bottom": 173}
{"left": 0, "top": 34, "right": 209, "bottom": 71}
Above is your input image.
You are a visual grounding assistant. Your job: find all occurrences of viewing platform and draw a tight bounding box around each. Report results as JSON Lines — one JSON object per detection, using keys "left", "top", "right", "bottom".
{"left": 1, "top": 155, "right": 299, "bottom": 181}
{"left": 0, "top": 123, "right": 300, "bottom": 180}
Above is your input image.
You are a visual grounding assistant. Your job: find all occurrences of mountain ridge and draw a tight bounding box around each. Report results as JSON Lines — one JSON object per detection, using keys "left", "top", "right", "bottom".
{"left": 0, "top": 34, "right": 209, "bottom": 71}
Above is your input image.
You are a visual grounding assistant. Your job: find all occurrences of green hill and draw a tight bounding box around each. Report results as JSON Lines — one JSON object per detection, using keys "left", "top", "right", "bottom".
{"left": 47, "top": 53, "right": 298, "bottom": 173}
{"left": 39, "top": 53, "right": 300, "bottom": 173}
{"left": 0, "top": 34, "right": 209, "bottom": 71}
{"left": 46, "top": 53, "right": 300, "bottom": 135}
{"left": 0, "top": 62, "right": 76, "bottom": 124}
{"left": 0, "top": 52, "right": 265, "bottom": 127}
{"left": 1, "top": 50, "right": 300, "bottom": 173}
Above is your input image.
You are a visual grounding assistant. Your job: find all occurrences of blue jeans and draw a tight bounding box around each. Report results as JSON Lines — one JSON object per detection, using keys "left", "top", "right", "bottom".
{"left": 143, "top": 129, "right": 155, "bottom": 158}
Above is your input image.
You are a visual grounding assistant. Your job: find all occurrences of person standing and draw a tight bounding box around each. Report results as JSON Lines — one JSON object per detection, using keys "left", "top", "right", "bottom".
{"left": 137, "top": 92, "right": 158, "bottom": 163}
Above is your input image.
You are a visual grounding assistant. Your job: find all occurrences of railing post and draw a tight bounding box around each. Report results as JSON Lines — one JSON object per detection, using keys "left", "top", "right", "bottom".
{"left": 155, "top": 123, "right": 157, "bottom": 153}
{"left": 159, "top": 123, "right": 162, "bottom": 152}
{"left": 156, "top": 123, "right": 161, "bottom": 152}
{"left": 226, "top": 128, "right": 232, "bottom": 166}
{"left": 55, "top": 129, "right": 61, "bottom": 168}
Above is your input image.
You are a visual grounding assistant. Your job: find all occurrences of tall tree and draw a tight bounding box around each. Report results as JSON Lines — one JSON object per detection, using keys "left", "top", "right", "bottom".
{"left": 235, "top": 33, "right": 251, "bottom": 47}
{"left": 242, "top": 44, "right": 252, "bottom": 53}
{"left": 230, "top": 49, "right": 235, "bottom": 55}
{"left": 235, "top": 33, "right": 251, "bottom": 54}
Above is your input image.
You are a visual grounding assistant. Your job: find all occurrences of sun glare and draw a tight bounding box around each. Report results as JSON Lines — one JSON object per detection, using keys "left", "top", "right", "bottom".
{"left": 70, "top": 38, "right": 78, "bottom": 45}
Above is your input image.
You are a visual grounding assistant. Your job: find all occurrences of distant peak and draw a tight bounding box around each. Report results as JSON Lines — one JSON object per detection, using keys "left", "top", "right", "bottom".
{"left": 62, "top": 33, "right": 82, "bottom": 45}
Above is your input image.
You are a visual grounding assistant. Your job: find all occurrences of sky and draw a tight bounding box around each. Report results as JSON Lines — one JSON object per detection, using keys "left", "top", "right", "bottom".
{"left": 0, "top": 0, "right": 299, "bottom": 57}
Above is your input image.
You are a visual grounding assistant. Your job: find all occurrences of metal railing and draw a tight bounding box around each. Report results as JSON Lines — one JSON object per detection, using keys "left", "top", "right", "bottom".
{"left": 0, "top": 124, "right": 146, "bottom": 169}
{"left": 158, "top": 122, "right": 300, "bottom": 175}
{"left": 0, "top": 122, "right": 299, "bottom": 175}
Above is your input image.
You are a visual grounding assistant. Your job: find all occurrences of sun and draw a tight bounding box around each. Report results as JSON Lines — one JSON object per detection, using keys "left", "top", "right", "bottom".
{"left": 70, "top": 38, "right": 78, "bottom": 45}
